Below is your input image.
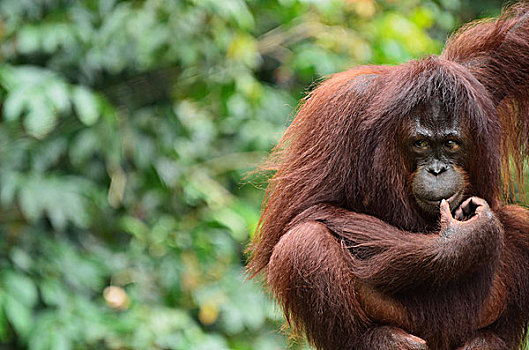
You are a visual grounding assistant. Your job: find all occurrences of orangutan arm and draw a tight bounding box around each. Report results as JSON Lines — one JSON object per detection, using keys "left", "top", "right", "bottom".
{"left": 289, "top": 197, "right": 504, "bottom": 294}
{"left": 457, "top": 205, "right": 529, "bottom": 350}
{"left": 268, "top": 220, "right": 426, "bottom": 349}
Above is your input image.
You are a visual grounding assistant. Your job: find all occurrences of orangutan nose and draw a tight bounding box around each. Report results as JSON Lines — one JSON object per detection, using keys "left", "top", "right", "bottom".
{"left": 426, "top": 161, "right": 448, "bottom": 176}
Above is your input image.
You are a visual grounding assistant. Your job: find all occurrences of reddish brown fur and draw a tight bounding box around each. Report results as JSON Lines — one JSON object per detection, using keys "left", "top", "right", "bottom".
{"left": 248, "top": 3, "right": 529, "bottom": 349}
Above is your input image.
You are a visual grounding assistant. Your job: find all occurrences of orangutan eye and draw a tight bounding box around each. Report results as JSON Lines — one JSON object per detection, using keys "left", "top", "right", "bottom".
{"left": 444, "top": 140, "right": 460, "bottom": 150}
{"left": 414, "top": 140, "right": 429, "bottom": 150}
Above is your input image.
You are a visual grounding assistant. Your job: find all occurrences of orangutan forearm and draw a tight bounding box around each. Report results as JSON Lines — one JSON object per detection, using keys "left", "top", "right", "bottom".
{"left": 291, "top": 201, "right": 503, "bottom": 293}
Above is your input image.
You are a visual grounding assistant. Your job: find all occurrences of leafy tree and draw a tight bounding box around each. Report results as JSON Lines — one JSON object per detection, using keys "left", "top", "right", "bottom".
{"left": 0, "top": 0, "right": 506, "bottom": 349}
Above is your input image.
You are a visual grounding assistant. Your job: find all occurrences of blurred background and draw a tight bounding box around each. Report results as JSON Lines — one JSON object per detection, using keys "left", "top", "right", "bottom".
{"left": 0, "top": 0, "right": 519, "bottom": 349}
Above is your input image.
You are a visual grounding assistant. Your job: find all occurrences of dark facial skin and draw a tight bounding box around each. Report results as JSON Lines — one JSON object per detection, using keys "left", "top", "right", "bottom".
{"left": 403, "top": 102, "right": 470, "bottom": 217}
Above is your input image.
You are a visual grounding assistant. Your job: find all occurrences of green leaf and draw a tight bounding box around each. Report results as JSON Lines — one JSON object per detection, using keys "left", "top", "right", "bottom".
{"left": 17, "top": 26, "right": 41, "bottom": 54}
{"left": 2, "top": 271, "right": 38, "bottom": 308}
{"left": 212, "top": 207, "right": 247, "bottom": 241}
{"left": 9, "top": 248, "right": 33, "bottom": 272}
{"left": 3, "top": 295, "right": 33, "bottom": 337}
{"left": 18, "top": 182, "right": 44, "bottom": 222}
{"left": 40, "top": 280, "right": 68, "bottom": 307}
{"left": 0, "top": 171, "right": 20, "bottom": 206}
{"left": 28, "top": 312, "right": 71, "bottom": 350}
{"left": 47, "top": 82, "right": 71, "bottom": 114}
{"left": 24, "top": 97, "right": 57, "bottom": 139}
{"left": 3, "top": 89, "right": 27, "bottom": 121}
{"left": 49, "top": 330, "right": 71, "bottom": 350}
{"left": 72, "top": 87, "right": 100, "bottom": 126}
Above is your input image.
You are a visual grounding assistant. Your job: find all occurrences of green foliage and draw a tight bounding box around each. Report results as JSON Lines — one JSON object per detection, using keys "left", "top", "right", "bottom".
{"left": 0, "top": 0, "right": 504, "bottom": 349}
